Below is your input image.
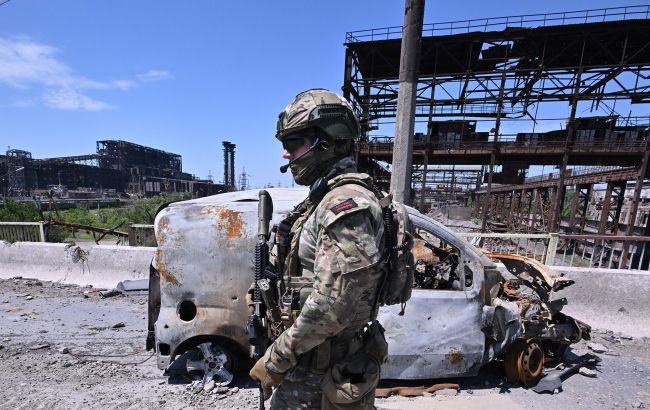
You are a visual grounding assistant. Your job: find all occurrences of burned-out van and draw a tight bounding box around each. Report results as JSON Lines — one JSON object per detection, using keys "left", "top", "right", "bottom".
{"left": 146, "top": 188, "right": 589, "bottom": 387}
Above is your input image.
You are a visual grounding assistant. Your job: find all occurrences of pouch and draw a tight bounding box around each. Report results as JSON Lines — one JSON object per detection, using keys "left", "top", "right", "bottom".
{"left": 363, "top": 320, "right": 388, "bottom": 364}
{"left": 321, "top": 351, "right": 379, "bottom": 409}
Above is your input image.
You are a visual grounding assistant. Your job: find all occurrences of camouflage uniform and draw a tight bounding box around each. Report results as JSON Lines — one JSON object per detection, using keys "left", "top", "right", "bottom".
{"left": 265, "top": 156, "right": 385, "bottom": 409}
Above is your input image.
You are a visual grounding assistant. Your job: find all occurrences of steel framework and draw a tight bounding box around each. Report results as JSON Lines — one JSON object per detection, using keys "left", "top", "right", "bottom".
{"left": 344, "top": 5, "right": 650, "bottom": 233}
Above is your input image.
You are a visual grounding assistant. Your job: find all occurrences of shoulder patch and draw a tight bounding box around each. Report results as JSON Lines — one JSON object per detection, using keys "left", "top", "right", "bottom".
{"left": 330, "top": 198, "right": 358, "bottom": 215}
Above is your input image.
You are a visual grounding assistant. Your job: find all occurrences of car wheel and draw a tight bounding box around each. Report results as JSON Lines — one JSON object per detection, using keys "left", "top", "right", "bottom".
{"left": 504, "top": 339, "right": 545, "bottom": 386}
{"left": 185, "top": 341, "right": 237, "bottom": 386}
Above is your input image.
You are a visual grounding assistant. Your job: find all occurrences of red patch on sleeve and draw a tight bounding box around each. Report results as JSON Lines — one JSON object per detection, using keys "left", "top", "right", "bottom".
{"left": 330, "top": 198, "right": 358, "bottom": 215}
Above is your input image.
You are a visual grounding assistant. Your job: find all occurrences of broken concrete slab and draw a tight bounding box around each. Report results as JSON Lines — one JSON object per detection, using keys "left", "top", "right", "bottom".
{"left": 116, "top": 279, "right": 149, "bottom": 292}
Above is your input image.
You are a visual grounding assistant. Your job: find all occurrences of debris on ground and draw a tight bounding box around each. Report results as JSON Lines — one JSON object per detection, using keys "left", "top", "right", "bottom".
{"left": 579, "top": 367, "right": 598, "bottom": 378}
{"left": 435, "top": 388, "right": 459, "bottom": 396}
{"left": 376, "top": 383, "right": 459, "bottom": 398}
{"left": 203, "top": 380, "right": 215, "bottom": 393}
{"left": 28, "top": 343, "right": 50, "bottom": 350}
{"left": 587, "top": 342, "right": 609, "bottom": 353}
{"left": 1, "top": 276, "right": 649, "bottom": 409}
{"left": 532, "top": 354, "right": 601, "bottom": 394}
{"left": 99, "top": 289, "right": 122, "bottom": 298}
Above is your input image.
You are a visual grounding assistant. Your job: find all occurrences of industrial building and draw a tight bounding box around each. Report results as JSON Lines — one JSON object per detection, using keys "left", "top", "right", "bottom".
{"left": 0, "top": 140, "right": 226, "bottom": 199}
{"left": 344, "top": 4, "right": 650, "bottom": 244}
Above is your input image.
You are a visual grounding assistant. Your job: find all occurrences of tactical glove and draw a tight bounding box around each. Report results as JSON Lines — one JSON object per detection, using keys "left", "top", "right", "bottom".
{"left": 249, "top": 357, "right": 285, "bottom": 400}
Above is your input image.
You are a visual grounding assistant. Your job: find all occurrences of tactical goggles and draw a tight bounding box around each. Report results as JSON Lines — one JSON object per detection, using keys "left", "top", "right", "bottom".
{"left": 281, "top": 132, "right": 317, "bottom": 152}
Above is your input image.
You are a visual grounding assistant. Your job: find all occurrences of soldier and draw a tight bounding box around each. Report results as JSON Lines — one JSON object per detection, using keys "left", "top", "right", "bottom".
{"left": 249, "top": 89, "right": 388, "bottom": 409}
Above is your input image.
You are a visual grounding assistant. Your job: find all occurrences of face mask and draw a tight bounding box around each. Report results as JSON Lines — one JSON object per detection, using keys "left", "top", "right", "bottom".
{"left": 289, "top": 146, "right": 340, "bottom": 186}
{"left": 289, "top": 152, "right": 322, "bottom": 186}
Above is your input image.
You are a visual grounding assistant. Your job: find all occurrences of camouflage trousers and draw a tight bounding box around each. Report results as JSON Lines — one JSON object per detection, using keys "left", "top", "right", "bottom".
{"left": 269, "top": 360, "right": 324, "bottom": 409}
{"left": 269, "top": 358, "right": 377, "bottom": 410}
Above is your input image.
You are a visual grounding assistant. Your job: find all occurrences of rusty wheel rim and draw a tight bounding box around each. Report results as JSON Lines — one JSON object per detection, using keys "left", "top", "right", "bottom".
{"left": 504, "top": 339, "right": 545, "bottom": 386}
{"left": 520, "top": 339, "right": 544, "bottom": 386}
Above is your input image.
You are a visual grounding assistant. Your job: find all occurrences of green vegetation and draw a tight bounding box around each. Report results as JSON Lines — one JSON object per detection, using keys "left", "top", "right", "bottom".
{"left": 1, "top": 194, "right": 188, "bottom": 242}
{"left": 57, "top": 194, "right": 188, "bottom": 228}
{"left": 0, "top": 200, "right": 41, "bottom": 222}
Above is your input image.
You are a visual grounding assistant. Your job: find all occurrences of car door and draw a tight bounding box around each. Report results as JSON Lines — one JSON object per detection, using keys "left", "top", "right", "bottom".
{"left": 379, "top": 209, "right": 493, "bottom": 380}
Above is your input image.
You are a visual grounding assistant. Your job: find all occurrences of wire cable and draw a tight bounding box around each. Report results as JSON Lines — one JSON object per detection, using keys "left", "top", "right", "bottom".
{"left": 0, "top": 0, "right": 12, "bottom": 7}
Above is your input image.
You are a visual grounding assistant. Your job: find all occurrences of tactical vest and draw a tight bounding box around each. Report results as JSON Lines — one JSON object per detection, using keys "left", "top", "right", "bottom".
{"left": 274, "top": 172, "right": 413, "bottom": 350}
{"left": 275, "top": 173, "right": 383, "bottom": 333}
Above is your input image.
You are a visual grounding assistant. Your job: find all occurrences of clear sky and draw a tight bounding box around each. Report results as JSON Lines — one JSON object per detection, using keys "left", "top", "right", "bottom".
{"left": 1, "top": 0, "right": 647, "bottom": 188}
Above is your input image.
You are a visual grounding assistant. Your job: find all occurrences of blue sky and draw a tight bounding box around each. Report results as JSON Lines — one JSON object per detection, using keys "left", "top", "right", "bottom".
{"left": 1, "top": 0, "right": 647, "bottom": 188}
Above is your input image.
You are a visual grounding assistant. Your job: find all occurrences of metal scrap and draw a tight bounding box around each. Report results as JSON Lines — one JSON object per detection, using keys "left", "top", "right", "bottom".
{"left": 375, "top": 383, "right": 459, "bottom": 398}
{"left": 532, "top": 354, "right": 601, "bottom": 393}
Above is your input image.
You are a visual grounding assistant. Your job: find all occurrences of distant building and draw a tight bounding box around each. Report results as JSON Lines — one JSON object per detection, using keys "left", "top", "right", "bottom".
{"left": 0, "top": 140, "right": 226, "bottom": 198}
{"left": 589, "top": 183, "right": 650, "bottom": 230}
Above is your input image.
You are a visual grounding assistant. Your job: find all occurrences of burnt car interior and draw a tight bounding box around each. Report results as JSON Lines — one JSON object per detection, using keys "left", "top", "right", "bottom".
{"left": 411, "top": 228, "right": 468, "bottom": 291}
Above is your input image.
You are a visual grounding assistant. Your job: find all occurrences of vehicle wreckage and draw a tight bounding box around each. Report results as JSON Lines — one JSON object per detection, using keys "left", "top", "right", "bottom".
{"left": 146, "top": 188, "right": 590, "bottom": 387}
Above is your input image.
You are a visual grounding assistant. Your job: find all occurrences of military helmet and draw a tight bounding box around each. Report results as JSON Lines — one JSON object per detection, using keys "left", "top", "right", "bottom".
{"left": 276, "top": 89, "right": 359, "bottom": 142}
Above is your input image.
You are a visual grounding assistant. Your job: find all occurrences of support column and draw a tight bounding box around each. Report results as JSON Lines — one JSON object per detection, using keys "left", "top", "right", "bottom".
{"left": 530, "top": 188, "right": 540, "bottom": 229}
{"left": 390, "top": 0, "right": 425, "bottom": 205}
{"left": 621, "top": 144, "right": 650, "bottom": 267}
{"left": 500, "top": 192, "right": 509, "bottom": 222}
{"left": 494, "top": 193, "right": 503, "bottom": 221}
{"left": 419, "top": 153, "right": 429, "bottom": 212}
{"left": 342, "top": 48, "right": 354, "bottom": 102}
{"left": 518, "top": 189, "right": 528, "bottom": 228}
{"left": 507, "top": 190, "right": 517, "bottom": 229}
{"left": 598, "top": 183, "right": 615, "bottom": 235}
{"left": 568, "top": 185, "right": 581, "bottom": 233}
{"left": 548, "top": 186, "right": 558, "bottom": 230}
{"left": 498, "top": 192, "right": 506, "bottom": 223}
{"left": 593, "top": 182, "right": 615, "bottom": 266}
{"left": 480, "top": 69, "right": 507, "bottom": 233}
{"left": 610, "top": 182, "right": 626, "bottom": 235}
{"left": 578, "top": 185, "right": 592, "bottom": 233}
{"left": 474, "top": 193, "right": 482, "bottom": 215}
{"left": 551, "top": 41, "right": 586, "bottom": 232}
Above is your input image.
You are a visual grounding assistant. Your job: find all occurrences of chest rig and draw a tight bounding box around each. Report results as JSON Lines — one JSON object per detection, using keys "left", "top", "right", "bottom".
{"left": 273, "top": 173, "right": 376, "bottom": 329}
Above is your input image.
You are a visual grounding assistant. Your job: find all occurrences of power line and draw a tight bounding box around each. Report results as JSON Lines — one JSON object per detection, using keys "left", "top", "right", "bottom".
{"left": 0, "top": 0, "right": 12, "bottom": 7}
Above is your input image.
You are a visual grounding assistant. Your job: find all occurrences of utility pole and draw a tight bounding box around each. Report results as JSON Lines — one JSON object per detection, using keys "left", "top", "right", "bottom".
{"left": 390, "top": 0, "right": 425, "bottom": 205}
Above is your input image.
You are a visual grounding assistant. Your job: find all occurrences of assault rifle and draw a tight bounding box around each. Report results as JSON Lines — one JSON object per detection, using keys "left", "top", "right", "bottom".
{"left": 247, "top": 189, "right": 273, "bottom": 409}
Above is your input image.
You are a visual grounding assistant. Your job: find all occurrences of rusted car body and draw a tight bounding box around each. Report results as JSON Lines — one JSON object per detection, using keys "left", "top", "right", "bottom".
{"left": 147, "top": 188, "right": 589, "bottom": 385}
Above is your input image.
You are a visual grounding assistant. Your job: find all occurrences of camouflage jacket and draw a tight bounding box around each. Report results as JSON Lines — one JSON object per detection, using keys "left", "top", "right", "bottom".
{"left": 265, "top": 157, "right": 385, "bottom": 374}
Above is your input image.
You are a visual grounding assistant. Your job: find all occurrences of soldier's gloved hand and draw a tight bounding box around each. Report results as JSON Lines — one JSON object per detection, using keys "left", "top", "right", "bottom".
{"left": 249, "top": 357, "right": 285, "bottom": 400}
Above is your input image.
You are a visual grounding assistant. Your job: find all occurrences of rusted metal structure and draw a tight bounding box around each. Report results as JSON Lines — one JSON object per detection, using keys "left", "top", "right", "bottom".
{"left": 0, "top": 141, "right": 226, "bottom": 198}
{"left": 0, "top": 150, "right": 34, "bottom": 197}
{"left": 343, "top": 5, "right": 650, "bottom": 234}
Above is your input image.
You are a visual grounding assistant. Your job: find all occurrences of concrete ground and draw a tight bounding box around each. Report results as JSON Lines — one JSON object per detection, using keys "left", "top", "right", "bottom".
{"left": 1, "top": 276, "right": 649, "bottom": 409}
